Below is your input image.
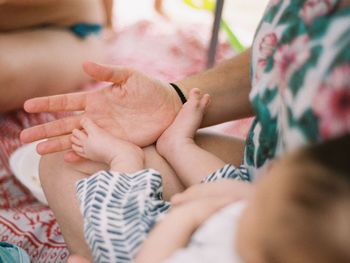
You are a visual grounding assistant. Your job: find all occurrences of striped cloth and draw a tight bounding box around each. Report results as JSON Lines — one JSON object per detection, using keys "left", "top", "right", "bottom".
{"left": 76, "top": 164, "right": 249, "bottom": 263}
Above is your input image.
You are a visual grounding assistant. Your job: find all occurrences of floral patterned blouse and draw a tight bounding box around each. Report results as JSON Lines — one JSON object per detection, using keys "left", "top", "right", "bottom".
{"left": 244, "top": 0, "right": 350, "bottom": 179}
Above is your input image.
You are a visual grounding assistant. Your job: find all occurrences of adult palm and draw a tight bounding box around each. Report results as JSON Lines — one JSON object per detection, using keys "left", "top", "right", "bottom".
{"left": 20, "top": 62, "right": 182, "bottom": 161}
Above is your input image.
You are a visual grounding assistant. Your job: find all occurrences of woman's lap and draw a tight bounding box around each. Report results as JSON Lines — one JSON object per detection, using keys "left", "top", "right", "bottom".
{"left": 39, "top": 131, "right": 244, "bottom": 257}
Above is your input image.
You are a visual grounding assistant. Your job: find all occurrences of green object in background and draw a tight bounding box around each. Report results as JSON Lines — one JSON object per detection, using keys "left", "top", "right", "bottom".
{"left": 182, "top": 0, "right": 245, "bottom": 53}
{"left": 220, "top": 19, "right": 245, "bottom": 52}
{"left": 183, "top": 0, "right": 216, "bottom": 10}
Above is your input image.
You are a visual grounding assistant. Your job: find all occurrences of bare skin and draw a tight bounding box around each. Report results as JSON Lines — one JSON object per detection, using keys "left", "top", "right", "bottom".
{"left": 70, "top": 89, "right": 232, "bottom": 186}
{"left": 21, "top": 50, "right": 252, "bottom": 159}
{"left": 71, "top": 117, "right": 145, "bottom": 173}
{"left": 0, "top": 29, "right": 105, "bottom": 112}
{"left": 134, "top": 89, "right": 246, "bottom": 262}
{"left": 0, "top": 0, "right": 108, "bottom": 112}
{"left": 157, "top": 89, "right": 228, "bottom": 186}
{"left": 154, "top": 0, "right": 165, "bottom": 16}
{"left": 48, "top": 88, "right": 246, "bottom": 261}
{"left": 40, "top": 133, "right": 244, "bottom": 260}
{"left": 0, "top": 0, "right": 106, "bottom": 30}
{"left": 138, "top": 155, "right": 332, "bottom": 263}
{"left": 30, "top": 49, "right": 252, "bottom": 258}
{"left": 32, "top": 0, "right": 350, "bottom": 260}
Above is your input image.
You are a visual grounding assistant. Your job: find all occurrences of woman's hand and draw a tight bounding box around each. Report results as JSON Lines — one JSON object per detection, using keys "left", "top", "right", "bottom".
{"left": 20, "top": 62, "right": 182, "bottom": 162}
{"left": 171, "top": 179, "right": 253, "bottom": 207}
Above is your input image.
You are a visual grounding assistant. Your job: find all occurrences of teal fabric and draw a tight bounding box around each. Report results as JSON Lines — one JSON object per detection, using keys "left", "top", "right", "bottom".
{"left": 69, "top": 23, "right": 103, "bottom": 39}
{"left": 0, "top": 242, "right": 30, "bottom": 263}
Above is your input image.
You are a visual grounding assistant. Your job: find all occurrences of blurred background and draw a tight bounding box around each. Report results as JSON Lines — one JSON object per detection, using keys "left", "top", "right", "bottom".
{"left": 115, "top": 0, "right": 269, "bottom": 46}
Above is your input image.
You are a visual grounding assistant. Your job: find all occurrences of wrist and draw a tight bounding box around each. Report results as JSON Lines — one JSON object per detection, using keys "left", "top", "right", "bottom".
{"left": 174, "top": 80, "right": 189, "bottom": 99}
{"left": 168, "top": 82, "right": 186, "bottom": 114}
{"left": 169, "top": 83, "right": 187, "bottom": 104}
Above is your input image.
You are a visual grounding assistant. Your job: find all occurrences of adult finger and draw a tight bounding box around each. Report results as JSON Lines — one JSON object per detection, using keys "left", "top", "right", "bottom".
{"left": 83, "top": 61, "right": 133, "bottom": 84}
{"left": 23, "top": 91, "right": 88, "bottom": 113}
{"left": 20, "top": 115, "right": 82, "bottom": 143}
{"left": 36, "top": 134, "right": 72, "bottom": 155}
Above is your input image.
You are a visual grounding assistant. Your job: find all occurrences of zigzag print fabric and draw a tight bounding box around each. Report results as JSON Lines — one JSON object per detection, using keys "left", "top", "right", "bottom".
{"left": 76, "top": 164, "right": 247, "bottom": 263}
{"left": 202, "top": 164, "right": 250, "bottom": 183}
{"left": 76, "top": 169, "right": 170, "bottom": 263}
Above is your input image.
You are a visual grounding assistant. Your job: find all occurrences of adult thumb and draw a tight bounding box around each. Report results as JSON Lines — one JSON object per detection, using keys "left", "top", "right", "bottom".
{"left": 83, "top": 61, "right": 132, "bottom": 84}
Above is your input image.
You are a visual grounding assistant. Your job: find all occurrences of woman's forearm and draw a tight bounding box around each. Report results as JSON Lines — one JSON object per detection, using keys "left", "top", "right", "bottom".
{"left": 177, "top": 48, "right": 254, "bottom": 127}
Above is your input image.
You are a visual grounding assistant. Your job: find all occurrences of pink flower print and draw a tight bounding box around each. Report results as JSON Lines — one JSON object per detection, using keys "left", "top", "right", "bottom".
{"left": 255, "top": 59, "right": 267, "bottom": 82}
{"left": 313, "top": 64, "right": 350, "bottom": 139}
{"left": 259, "top": 33, "right": 278, "bottom": 59}
{"left": 300, "top": 0, "right": 337, "bottom": 24}
{"left": 273, "top": 35, "right": 310, "bottom": 91}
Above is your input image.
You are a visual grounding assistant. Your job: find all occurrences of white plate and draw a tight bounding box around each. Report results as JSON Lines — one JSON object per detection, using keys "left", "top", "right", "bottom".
{"left": 9, "top": 141, "right": 48, "bottom": 205}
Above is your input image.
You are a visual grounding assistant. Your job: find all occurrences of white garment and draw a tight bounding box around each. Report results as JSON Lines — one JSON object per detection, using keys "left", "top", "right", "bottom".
{"left": 163, "top": 202, "right": 246, "bottom": 263}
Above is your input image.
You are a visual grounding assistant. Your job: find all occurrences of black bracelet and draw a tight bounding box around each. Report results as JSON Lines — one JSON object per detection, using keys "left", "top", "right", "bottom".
{"left": 170, "top": 83, "right": 187, "bottom": 104}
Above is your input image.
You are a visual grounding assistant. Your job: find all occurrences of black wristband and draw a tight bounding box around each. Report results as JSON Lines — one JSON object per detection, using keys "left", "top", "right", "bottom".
{"left": 170, "top": 83, "right": 187, "bottom": 104}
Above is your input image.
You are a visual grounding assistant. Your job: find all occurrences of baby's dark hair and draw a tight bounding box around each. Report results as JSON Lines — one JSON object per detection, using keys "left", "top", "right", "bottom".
{"left": 304, "top": 134, "right": 350, "bottom": 181}
{"left": 263, "top": 134, "right": 350, "bottom": 263}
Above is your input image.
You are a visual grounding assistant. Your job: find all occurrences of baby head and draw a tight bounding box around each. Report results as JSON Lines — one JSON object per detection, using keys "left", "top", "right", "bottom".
{"left": 237, "top": 134, "right": 350, "bottom": 263}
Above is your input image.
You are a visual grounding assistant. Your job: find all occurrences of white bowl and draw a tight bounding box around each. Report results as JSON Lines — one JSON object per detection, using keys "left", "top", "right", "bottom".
{"left": 9, "top": 141, "right": 48, "bottom": 205}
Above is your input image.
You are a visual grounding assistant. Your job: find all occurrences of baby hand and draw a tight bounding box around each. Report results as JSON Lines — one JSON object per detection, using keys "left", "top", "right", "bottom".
{"left": 71, "top": 118, "right": 144, "bottom": 173}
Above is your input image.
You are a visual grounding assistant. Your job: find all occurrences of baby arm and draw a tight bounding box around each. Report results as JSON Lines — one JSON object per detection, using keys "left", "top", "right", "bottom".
{"left": 157, "top": 89, "right": 227, "bottom": 187}
{"left": 135, "top": 197, "right": 233, "bottom": 263}
{"left": 71, "top": 118, "right": 144, "bottom": 173}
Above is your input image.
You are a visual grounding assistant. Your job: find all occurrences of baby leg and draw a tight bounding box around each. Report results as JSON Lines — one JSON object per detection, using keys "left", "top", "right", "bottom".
{"left": 71, "top": 118, "right": 144, "bottom": 173}
{"left": 157, "top": 89, "right": 227, "bottom": 186}
{"left": 158, "top": 88, "right": 210, "bottom": 148}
